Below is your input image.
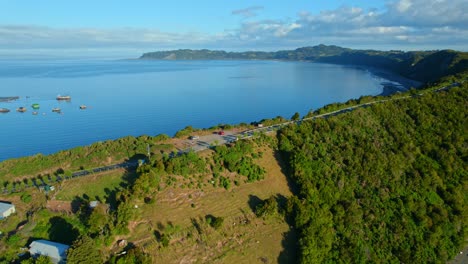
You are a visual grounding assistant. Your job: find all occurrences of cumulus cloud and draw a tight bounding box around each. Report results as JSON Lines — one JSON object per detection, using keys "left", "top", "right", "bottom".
{"left": 232, "top": 6, "right": 264, "bottom": 18}
{"left": 229, "top": 0, "right": 468, "bottom": 50}
{"left": 384, "top": 0, "right": 468, "bottom": 27}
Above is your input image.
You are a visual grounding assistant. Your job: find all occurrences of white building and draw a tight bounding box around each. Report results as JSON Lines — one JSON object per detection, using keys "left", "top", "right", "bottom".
{"left": 0, "top": 202, "right": 15, "bottom": 219}
{"left": 29, "top": 240, "right": 69, "bottom": 264}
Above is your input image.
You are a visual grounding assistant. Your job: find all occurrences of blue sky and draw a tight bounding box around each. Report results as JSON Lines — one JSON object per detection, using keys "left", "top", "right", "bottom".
{"left": 0, "top": 0, "right": 466, "bottom": 57}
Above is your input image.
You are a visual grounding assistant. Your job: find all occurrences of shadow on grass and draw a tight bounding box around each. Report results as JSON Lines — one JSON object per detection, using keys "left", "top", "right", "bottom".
{"left": 48, "top": 216, "right": 79, "bottom": 245}
{"left": 273, "top": 150, "right": 299, "bottom": 195}
{"left": 247, "top": 194, "right": 262, "bottom": 213}
{"left": 102, "top": 170, "right": 137, "bottom": 209}
{"left": 277, "top": 228, "right": 298, "bottom": 264}
{"left": 272, "top": 149, "right": 299, "bottom": 264}
{"left": 247, "top": 192, "right": 298, "bottom": 263}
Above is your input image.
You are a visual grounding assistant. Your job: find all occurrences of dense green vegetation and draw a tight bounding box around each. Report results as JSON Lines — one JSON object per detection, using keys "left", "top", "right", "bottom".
{"left": 140, "top": 44, "right": 468, "bottom": 82}
{"left": 213, "top": 140, "right": 265, "bottom": 184}
{"left": 66, "top": 236, "right": 103, "bottom": 264}
{"left": 278, "top": 82, "right": 467, "bottom": 263}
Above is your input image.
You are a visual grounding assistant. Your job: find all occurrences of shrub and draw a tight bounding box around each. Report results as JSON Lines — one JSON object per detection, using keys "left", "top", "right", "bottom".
{"left": 206, "top": 215, "right": 224, "bottom": 230}
{"left": 255, "top": 196, "right": 278, "bottom": 218}
{"left": 21, "top": 193, "right": 32, "bottom": 203}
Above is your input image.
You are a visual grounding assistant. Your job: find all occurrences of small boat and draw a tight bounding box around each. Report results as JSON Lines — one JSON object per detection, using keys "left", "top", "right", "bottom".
{"left": 32, "top": 103, "right": 40, "bottom": 109}
{"left": 79, "top": 105, "right": 87, "bottom": 110}
{"left": 56, "top": 95, "right": 71, "bottom": 101}
{"left": 52, "top": 108, "right": 61, "bottom": 113}
{"left": 32, "top": 111, "right": 38, "bottom": 115}
{"left": 0, "top": 108, "right": 10, "bottom": 113}
{"left": 17, "top": 107, "right": 27, "bottom": 113}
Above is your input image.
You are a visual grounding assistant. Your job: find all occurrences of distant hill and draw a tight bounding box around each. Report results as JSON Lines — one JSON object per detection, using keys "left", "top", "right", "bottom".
{"left": 140, "top": 45, "right": 468, "bottom": 83}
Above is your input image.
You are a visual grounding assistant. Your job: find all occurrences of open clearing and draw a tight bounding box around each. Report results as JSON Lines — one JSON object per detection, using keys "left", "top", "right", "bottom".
{"left": 53, "top": 169, "right": 136, "bottom": 203}
{"left": 7, "top": 143, "right": 297, "bottom": 263}
{"left": 124, "top": 146, "right": 296, "bottom": 263}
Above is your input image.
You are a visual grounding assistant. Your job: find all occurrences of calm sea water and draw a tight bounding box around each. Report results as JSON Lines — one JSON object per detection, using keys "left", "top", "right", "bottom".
{"left": 0, "top": 59, "right": 387, "bottom": 161}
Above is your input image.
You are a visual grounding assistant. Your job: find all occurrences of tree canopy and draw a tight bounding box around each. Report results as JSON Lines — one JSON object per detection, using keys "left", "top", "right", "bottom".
{"left": 279, "top": 83, "right": 467, "bottom": 263}
{"left": 66, "top": 236, "right": 103, "bottom": 264}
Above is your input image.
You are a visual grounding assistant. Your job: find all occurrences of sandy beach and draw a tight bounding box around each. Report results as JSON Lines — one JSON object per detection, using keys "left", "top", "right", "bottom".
{"left": 350, "top": 65, "right": 422, "bottom": 96}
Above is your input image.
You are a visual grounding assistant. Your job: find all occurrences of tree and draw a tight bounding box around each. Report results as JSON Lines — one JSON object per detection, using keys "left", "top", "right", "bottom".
{"left": 291, "top": 112, "right": 300, "bottom": 121}
{"left": 255, "top": 196, "right": 278, "bottom": 218}
{"left": 110, "top": 247, "right": 152, "bottom": 264}
{"left": 67, "top": 236, "right": 103, "bottom": 264}
{"left": 35, "top": 256, "right": 53, "bottom": 264}
{"left": 20, "top": 256, "right": 53, "bottom": 264}
{"left": 87, "top": 205, "right": 112, "bottom": 236}
{"left": 205, "top": 215, "right": 224, "bottom": 230}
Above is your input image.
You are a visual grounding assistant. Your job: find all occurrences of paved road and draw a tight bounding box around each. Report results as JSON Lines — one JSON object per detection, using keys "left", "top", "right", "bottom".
{"left": 181, "top": 81, "right": 464, "bottom": 154}
{"left": 71, "top": 161, "right": 138, "bottom": 177}
{"left": 449, "top": 247, "right": 468, "bottom": 264}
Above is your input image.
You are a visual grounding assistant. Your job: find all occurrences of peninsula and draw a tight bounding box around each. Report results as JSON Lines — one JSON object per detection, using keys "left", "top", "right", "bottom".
{"left": 140, "top": 44, "right": 468, "bottom": 83}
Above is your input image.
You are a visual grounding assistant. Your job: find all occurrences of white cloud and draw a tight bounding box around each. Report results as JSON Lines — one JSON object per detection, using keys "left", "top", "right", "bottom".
{"left": 384, "top": 0, "right": 468, "bottom": 27}
{"left": 232, "top": 6, "right": 264, "bottom": 19}
{"left": 396, "top": 0, "right": 412, "bottom": 12}
{"left": 229, "top": 0, "right": 468, "bottom": 50}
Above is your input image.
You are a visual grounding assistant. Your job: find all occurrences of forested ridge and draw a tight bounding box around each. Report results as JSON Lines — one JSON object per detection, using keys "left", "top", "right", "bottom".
{"left": 278, "top": 81, "right": 467, "bottom": 263}
{"left": 140, "top": 44, "right": 468, "bottom": 82}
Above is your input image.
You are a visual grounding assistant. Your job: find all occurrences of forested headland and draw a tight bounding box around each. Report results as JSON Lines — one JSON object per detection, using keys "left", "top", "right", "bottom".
{"left": 140, "top": 44, "right": 468, "bottom": 83}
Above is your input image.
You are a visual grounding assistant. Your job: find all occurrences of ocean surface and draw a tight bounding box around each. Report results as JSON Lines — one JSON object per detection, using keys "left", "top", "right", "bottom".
{"left": 0, "top": 59, "right": 391, "bottom": 161}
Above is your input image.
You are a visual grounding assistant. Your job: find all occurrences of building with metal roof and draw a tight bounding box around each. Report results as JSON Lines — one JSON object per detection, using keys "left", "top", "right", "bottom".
{"left": 0, "top": 202, "right": 15, "bottom": 219}
{"left": 29, "top": 239, "right": 69, "bottom": 264}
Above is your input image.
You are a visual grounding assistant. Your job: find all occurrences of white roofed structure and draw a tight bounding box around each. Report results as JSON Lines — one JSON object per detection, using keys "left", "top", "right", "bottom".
{"left": 0, "top": 202, "right": 15, "bottom": 219}
{"left": 29, "top": 239, "right": 69, "bottom": 264}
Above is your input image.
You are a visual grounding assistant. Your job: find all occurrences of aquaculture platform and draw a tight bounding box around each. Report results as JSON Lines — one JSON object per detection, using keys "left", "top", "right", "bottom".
{"left": 0, "top": 96, "right": 19, "bottom": 102}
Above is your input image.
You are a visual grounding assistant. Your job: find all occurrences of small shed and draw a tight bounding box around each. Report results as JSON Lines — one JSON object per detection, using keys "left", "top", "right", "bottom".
{"left": 29, "top": 239, "right": 69, "bottom": 264}
{"left": 0, "top": 202, "right": 15, "bottom": 219}
{"left": 89, "top": 201, "right": 99, "bottom": 208}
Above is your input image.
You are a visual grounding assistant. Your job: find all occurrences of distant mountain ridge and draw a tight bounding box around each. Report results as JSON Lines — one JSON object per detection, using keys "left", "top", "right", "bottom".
{"left": 140, "top": 44, "right": 468, "bottom": 83}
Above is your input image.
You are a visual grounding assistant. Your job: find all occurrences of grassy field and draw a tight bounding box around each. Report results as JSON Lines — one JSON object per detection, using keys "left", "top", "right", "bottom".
{"left": 1, "top": 143, "right": 297, "bottom": 263}
{"left": 53, "top": 169, "right": 136, "bottom": 203}
{"left": 121, "top": 146, "right": 297, "bottom": 263}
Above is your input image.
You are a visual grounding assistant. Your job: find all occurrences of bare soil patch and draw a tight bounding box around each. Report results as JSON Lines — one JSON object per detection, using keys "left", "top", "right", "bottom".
{"left": 46, "top": 200, "right": 72, "bottom": 213}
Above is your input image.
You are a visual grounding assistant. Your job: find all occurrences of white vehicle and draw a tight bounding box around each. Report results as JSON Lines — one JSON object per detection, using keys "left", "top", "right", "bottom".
{"left": 189, "top": 135, "right": 200, "bottom": 140}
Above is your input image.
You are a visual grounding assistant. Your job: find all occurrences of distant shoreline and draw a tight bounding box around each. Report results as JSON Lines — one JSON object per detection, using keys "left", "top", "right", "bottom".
{"left": 138, "top": 56, "right": 422, "bottom": 97}
{"left": 360, "top": 66, "right": 423, "bottom": 96}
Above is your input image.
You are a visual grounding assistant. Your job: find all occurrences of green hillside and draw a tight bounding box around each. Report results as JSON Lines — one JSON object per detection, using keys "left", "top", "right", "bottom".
{"left": 278, "top": 79, "right": 467, "bottom": 263}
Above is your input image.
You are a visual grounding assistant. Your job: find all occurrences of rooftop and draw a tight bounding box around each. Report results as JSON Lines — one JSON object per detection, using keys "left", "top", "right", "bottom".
{"left": 0, "top": 202, "right": 14, "bottom": 212}
{"left": 29, "top": 240, "right": 69, "bottom": 264}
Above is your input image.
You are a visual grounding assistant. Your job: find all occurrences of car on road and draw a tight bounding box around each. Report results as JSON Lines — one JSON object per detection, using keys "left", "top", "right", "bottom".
{"left": 189, "top": 135, "right": 200, "bottom": 140}
{"left": 218, "top": 131, "right": 225, "bottom": 135}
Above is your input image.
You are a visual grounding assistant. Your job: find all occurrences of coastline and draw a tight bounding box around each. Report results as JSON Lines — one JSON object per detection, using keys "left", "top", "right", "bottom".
{"left": 353, "top": 66, "right": 423, "bottom": 96}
